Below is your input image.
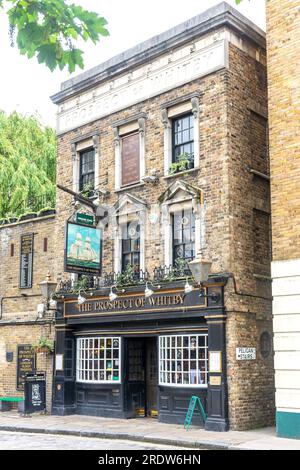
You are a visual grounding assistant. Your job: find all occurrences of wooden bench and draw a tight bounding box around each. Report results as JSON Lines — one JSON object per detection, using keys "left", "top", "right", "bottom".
{"left": 0, "top": 397, "right": 24, "bottom": 412}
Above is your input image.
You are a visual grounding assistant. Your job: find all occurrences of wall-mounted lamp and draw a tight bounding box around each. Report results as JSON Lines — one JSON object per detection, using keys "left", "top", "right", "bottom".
{"left": 108, "top": 285, "right": 125, "bottom": 302}
{"left": 188, "top": 253, "right": 220, "bottom": 303}
{"left": 144, "top": 281, "right": 161, "bottom": 298}
{"left": 38, "top": 272, "right": 57, "bottom": 312}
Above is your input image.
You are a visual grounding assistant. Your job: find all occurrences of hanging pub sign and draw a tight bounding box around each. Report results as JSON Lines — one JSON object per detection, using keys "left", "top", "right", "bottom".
{"left": 19, "top": 233, "right": 34, "bottom": 288}
{"left": 24, "top": 372, "right": 46, "bottom": 414}
{"left": 65, "top": 221, "right": 102, "bottom": 275}
{"left": 16, "top": 344, "right": 36, "bottom": 390}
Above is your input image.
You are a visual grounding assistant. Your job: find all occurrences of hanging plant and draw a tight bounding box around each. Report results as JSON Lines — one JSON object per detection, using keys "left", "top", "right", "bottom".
{"left": 32, "top": 337, "right": 54, "bottom": 354}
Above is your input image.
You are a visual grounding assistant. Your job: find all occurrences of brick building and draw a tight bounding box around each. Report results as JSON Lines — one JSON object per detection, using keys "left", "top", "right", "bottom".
{"left": 0, "top": 2, "right": 274, "bottom": 431}
{"left": 0, "top": 213, "right": 56, "bottom": 411}
{"left": 49, "top": 3, "right": 274, "bottom": 431}
{"left": 267, "top": 0, "right": 300, "bottom": 439}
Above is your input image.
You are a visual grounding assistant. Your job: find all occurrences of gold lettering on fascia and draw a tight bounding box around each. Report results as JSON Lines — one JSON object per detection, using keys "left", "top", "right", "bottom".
{"left": 77, "top": 294, "right": 185, "bottom": 313}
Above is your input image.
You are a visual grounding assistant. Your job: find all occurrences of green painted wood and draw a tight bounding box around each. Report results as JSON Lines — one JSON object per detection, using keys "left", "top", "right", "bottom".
{"left": 276, "top": 411, "right": 300, "bottom": 439}
{"left": 0, "top": 397, "right": 23, "bottom": 402}
{"left": 184, "top": 395, "right": 207, "bottom": 430}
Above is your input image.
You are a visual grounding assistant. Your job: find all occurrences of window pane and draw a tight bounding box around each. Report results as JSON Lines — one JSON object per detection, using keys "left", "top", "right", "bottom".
{"left": 159, "top": 334, "right": 208, "bottom": 387}
{"left": 76, "top": 337, "right": 121, "bottom": 383}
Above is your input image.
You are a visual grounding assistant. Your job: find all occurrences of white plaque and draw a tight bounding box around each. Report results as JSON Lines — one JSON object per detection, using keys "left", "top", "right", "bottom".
{"left": 55, "top": 354, "right": 64, "bottom": 371}
{"left": 236, "top": 347, "right": 256, "bottom": 360}
{"left": 209, "top": 351, "right": 222, "bottom": 373}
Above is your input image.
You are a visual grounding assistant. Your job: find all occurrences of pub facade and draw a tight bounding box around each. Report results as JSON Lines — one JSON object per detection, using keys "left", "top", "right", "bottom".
{"left": 51, "top": 3, "right": 275, "bottom": 431}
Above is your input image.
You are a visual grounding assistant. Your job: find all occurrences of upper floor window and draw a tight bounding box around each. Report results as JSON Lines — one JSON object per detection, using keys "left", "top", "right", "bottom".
{"left": 79, "top": 148, "right": 95, "bottom": 192}
{"left": 121, "top": 132, "right": 140, "bottom": 187}
{"left": 121, "top": 222, "right": 140, "bottom": 274}
{"left": 172, "top": 113, "right": 194, "bottom": 168}
{"left": 172, "top": 209, "right": 195, "bottom": 266}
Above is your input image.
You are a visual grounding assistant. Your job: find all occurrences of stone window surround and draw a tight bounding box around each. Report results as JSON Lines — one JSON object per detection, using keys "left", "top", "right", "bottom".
{"left": 162, "top": 197, "right": 202, "bottom": 268}
{"left": 112, "top": 195, "right": 147, "bottom": 275}
{"left": 71, "top": 131, "right": 100, "bottom": 194}
{"left": 161, "top": 93, "right": 200, "bottom": 177}
{"left": 112, "top": 113, "right": 146, "bottom": 191}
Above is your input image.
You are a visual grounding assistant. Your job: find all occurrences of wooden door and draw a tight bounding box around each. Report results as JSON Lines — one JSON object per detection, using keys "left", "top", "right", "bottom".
{"left": 146, "top": 338, "right": 158, "bottom": 418}
{"left": 124, "top": 338, "right": 145, "bottom": 418}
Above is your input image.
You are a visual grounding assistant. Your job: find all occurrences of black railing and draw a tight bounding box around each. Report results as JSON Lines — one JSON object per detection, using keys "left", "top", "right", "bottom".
{"left": 103, "top": 269, "right": 150, "bottom": 287}
{"left": 153, "top": 264, "right": 191, "bottom": 283}
{"left": 56, "top": 263, "right": 192, "bottom": 295}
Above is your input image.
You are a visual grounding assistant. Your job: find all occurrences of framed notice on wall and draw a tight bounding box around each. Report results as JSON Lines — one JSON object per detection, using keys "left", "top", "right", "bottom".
{"left": 65, "top": 221, "right": 102, "bottom": 275}
{"left": 121, "top": 132, "right": 140, "bottom": 186}
{"left": 209, "top": 351, "right": 222, "bottom": 373}
{"left": 19, "top": 233, "right": 34, "bottom": 288}
{"left": 16, "top": 344, "right": 36, "bottom": 390}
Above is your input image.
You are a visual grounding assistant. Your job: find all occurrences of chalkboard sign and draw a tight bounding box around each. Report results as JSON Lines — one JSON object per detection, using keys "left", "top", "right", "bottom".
{"left": 16, "top": 344, "right": 36, "bottom": 390}
{"left": 184, "top": 396, "right": 207, "bottom": 431}
{"left": 19, "top": 233, "right": 34, "bottom": 288}
{"left": 24, "top": 373, "right": 46, "bottom": 414}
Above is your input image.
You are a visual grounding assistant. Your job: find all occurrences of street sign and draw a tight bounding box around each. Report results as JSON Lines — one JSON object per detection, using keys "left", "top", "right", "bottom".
{"left": 76, "top": 212, "right": 94, "bottom": 226}
{"left": 24, "top": 372, "right": 46, "bottom": 414}
{"left": 184, "top": 395, "right": 207, "bottom": 431}
{"left": 236, "top": 347, "right": 256, "bottom": 360}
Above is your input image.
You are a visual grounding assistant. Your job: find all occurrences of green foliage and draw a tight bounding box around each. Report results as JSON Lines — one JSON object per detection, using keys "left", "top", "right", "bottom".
{"left": 2, "top": 0, "right": 109, "bottom": 72}
{"left": 116, "top": 264, "right": 136, "bottom": 287}
{"left": 0, "top": 110, "right": 56, "bottom": 219}
{"left": 169, "top": 152, "right": 193, "bottom": 174}
{"left": 32, "top": 337, "right": 54, "bottom": 353}
{"left": 74, "top": 275, "right": 89, "bottom": 294}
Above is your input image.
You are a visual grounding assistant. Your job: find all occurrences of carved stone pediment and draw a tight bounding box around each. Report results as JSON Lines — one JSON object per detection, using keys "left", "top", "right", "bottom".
{"left": 158, "top": 180, "right": 203, "bottom": 206}
{"left": 113, "top": 193, "right": 148, "bottom": 218}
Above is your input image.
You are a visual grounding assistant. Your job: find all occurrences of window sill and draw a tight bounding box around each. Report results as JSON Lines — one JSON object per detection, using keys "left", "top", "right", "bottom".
{"left": 115, "top": 182, "right": 145, "bottom": 193}
{"left": 159, "top": 383, "right": 208, "bottom": 388}
{"left": 163, "top": 167, "right": 199, "bottom": 179}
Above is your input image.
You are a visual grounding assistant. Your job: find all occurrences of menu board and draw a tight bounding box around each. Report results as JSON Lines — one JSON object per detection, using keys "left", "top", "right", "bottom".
{"left": 20, "top": 234, "right": 34, "bottom": 288}
{"left": 121, "top": 132, "right": 140, "bottom": 186}
{"left": 17, "top": 344, "right": 36, "bottom": 390}
{"left": 24, "top": 373, "right": 46, "bottom": 414}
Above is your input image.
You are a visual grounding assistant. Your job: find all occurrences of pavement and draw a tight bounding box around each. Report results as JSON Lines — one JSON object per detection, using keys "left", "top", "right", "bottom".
{"left": 0, "top": 412, "right": 299, "bottom": 450}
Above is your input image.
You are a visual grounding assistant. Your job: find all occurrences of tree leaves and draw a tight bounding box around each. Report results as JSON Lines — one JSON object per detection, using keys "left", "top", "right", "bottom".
{"left": 0, "top": 111, "right": 56, "bottom": 219}
{"left": 4, "top": 0, "right": 109, "bottom": 72}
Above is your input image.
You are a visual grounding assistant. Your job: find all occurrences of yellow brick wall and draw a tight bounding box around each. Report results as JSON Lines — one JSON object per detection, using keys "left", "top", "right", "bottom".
{"left": 0, "top": 216, "right": 56, "bottom": 410}
{"left": 267, "top": 0, "right": 300, "bottom": 261}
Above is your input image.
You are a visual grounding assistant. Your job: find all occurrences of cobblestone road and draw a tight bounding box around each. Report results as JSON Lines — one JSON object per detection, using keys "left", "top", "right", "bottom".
{"left": 0, "top": 431, "right": 194, "bottom": 450}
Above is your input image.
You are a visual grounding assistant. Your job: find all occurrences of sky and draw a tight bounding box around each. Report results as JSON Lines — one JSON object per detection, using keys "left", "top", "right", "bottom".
{"left": 0, "top": 0, "right": 266, "bottom": 129}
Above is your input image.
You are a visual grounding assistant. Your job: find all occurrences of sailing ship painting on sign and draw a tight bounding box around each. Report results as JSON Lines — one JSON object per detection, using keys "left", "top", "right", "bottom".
{"left": 65, "top": 222, "right": 102, "bottom": 275}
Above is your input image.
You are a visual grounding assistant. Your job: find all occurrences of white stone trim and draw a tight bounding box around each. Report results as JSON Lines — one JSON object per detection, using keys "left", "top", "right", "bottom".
{"left": 162, "top": 96, "right": 199, "bottom": 176}
{"left": 71, "top": 135, "right": 99, "bottom": 193}
{"left": 272, "top": 258, "right": 300, "bottom": 414}
{"left": 56, "top": 39, "right": 227, "bottom": 134}
{"left": 113, "top": 118, "right": 146, "bottom": 191}
{"left": 162, "top": 198, "right": 201, "bottom": 267}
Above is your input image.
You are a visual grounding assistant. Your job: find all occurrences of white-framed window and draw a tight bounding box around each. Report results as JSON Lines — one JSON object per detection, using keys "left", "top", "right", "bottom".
{"left": 159, "top": 334, "right": 208, "bottom": 387}
{"left": 71, "top": 134, "right": 100, "bottom": 194}
{"left": 76, "top": 337, "right": 121, "bottom": 384}
{"left": 162, "top": 96, "right": 199, "bottom": 176}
